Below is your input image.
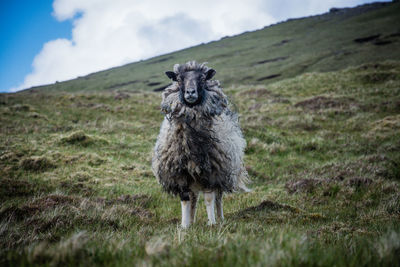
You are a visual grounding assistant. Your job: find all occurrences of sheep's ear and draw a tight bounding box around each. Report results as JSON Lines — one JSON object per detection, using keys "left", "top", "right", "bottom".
{"left": 205, "top": 69, "right": 216, "bottom": 80}
{"left": 165, "top": 71, "right": 177, "bottom": 81}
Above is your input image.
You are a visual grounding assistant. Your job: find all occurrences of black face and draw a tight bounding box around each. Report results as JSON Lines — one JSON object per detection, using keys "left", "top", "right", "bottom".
{"left": 165, "top": 68, "right": 216, "bottom": 107}
{"left": 180, "top": 71, "right": 204, "bottom": 105}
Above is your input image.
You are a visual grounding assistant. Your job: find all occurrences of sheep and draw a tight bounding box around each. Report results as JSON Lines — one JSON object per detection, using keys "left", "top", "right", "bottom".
{"left": 152, "top": 61, "right": 249, "bottom": 228}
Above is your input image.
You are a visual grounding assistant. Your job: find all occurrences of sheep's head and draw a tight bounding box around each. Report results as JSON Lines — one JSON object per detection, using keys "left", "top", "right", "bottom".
{"left": 165, "top": 62, "right": 216, "bottom": 107}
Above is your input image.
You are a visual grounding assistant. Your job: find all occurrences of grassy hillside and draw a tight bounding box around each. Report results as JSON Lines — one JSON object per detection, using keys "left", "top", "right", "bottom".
{"left": 1, "top": 1, "right": 400, "bottom": 266}
{"left": 1, "top": 61, "right": 400, "bottom": 265}
{"left": 23, "top": 1, "right": 400, "bottom": 93}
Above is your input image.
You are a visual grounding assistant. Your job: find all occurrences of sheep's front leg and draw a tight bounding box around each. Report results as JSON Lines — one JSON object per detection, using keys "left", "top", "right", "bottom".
{"left": 189, "top": 191, "right": 198, "bottom": 224}
{"left": 204, "top": 191, "right": 216, "bottom": 225}
{"left": 181, "top": 200, "right": 191, "bottom": 228}
{"left": 216, "top": 190, "right": 224, "bottom": 221}
{"left": 180, "top": 192, "right": 191, "bottom": 228}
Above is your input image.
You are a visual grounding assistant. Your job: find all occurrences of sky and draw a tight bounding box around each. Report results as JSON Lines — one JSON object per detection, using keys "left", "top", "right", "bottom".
{"left": 0, "top": 0, "right": 390, "bottom": 93}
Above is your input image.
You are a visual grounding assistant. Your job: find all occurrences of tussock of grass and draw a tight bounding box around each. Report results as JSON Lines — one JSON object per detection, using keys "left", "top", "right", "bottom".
{"left": 145, "top": 236, "right": 170, "bottom": 256}
{"left": 85, "top": 153, "right": 107, "bottom": 166}
{"left": 25, "top": 231, "right": 90, "bottom": 266}
{"left": 0, "top": 151, "right": 24, "bottom": 163}
{"left": 294, "top": 96, "right": 358, "bottom": 112}
{"left": 27, "top": 112, "right": 48, "bottom": 120}
{"left": 95, "top": 194, "right": 152, "bottom": 207}
{"left": 285, "top": 178, "right": 320, "bottom": 194}
{"left": 0, "top": 178, "right": 36, "bottom": 200}
{"left": 59, "top": 179, "right": 95, "bottom": 196}
{"left": 59, "top": 131, "right": 109, "bottom": 147}
{"left": 71, "top": 171, "right": 91, "bottom": 182}
{"left": 10, "top": 104, "right": 32, "bottom": 112}
{"left": 368, "top": 115, "right": 400, "bottom": 137}
{"left": 359, "top": 71, "right": 398, "bottom": 84}
{"left": 19, "top": 156, "right": 55, "bottom": 172}
{"left": 234, "top": 200, "right": 300, "bottom": 217}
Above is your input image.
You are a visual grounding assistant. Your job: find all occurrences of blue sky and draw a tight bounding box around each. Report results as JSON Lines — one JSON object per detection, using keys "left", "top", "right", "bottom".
{"left": 0, "top": 0, "right": 73, "bottom": 92}
{"left": 0, "top": 0, "right": 390, "bottom": 93}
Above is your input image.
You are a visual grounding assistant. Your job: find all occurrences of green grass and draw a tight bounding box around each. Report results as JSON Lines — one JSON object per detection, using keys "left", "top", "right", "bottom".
{"left": 1, "top": 61, "right": 400, "bottom": 266}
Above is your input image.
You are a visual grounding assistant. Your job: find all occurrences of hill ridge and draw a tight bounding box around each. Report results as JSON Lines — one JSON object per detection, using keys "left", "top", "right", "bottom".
{"left": 17, "top": 1, "right": 399, "bottom": 93}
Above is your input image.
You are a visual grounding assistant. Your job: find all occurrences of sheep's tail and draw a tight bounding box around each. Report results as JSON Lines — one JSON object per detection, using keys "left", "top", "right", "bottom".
{"left": 237, "top": 165, "right": 251, "bottom": 192}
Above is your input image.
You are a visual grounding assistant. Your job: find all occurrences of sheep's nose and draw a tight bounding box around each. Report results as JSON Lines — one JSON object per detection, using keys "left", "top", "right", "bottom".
{"left": 187, "top": 88, "right": 196, "bottom": 95}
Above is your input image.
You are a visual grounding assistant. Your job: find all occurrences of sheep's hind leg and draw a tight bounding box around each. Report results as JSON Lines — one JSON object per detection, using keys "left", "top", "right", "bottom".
{"left": 216, "top": 190, "right": 224, "bottom": 222}
{"left": 204, "top": 191, "right": 216, "bottom": 225}
{"left": 189, "top": 191, "right": 198, "bottom": 224}
{"left": 180, "top": 192, "right": 191, "bottom": 229}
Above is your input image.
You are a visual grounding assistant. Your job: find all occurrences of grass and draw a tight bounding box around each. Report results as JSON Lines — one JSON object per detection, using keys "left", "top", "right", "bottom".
{"left": 1, "top": 60, "right": 400, "bottom": 266}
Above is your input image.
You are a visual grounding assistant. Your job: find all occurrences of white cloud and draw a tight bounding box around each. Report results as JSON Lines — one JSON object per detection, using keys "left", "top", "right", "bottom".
{"left": 11, "top": 0, "right": 385, "bottom": 92}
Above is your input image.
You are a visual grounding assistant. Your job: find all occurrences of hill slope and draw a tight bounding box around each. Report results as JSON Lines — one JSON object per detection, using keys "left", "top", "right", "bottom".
{"left": 1, "top": 61, "right": 400, "bottom": 265}
{"left": 23, "top": 1, "right": 400, "bottom": 93}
